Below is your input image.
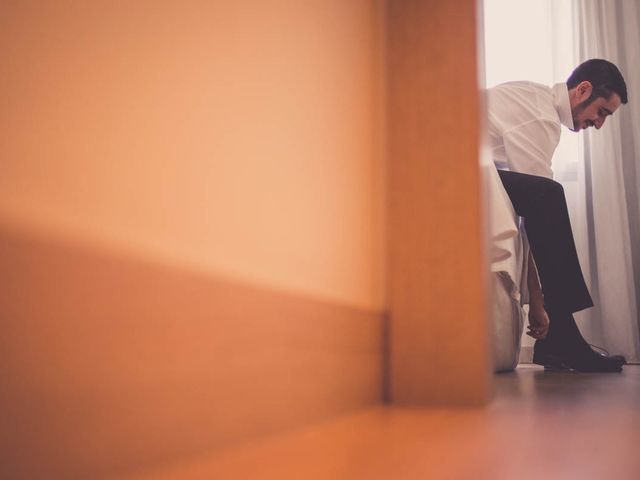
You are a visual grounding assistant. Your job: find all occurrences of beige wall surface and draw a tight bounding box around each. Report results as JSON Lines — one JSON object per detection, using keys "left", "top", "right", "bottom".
{"left": 0, "top": 0, "right": 386, "bottom": 310}
{"left": 0, "top": 1, "right": 388, "bottom": 476}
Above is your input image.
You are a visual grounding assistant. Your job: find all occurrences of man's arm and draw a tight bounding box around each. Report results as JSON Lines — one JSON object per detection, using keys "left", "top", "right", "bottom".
{"left": 527, "top": 250, "right": 550, "bottom": 339}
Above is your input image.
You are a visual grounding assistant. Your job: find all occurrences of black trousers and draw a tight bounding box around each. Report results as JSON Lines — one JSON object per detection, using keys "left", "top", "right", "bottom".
{"left": 497, "top": 170, "right": 594, "bottom": 315}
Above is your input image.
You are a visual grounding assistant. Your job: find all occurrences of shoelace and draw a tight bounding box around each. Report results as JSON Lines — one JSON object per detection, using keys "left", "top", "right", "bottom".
{"left": 589, "top": 343, "right": 611, "bottom": 356}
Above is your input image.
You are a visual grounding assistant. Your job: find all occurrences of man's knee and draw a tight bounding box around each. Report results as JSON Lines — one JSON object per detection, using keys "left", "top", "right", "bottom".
{"left": 531, "top": 176, "right": 565, "bottom": 203}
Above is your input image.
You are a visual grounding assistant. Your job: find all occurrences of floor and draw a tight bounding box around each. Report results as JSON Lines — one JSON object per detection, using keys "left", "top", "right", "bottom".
{"left": 123, "top": 365, "right": 640, "bottom": 480}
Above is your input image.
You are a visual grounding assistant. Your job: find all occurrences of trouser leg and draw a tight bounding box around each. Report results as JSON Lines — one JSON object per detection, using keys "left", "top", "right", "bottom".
{"left": 496, "top": 170, "right": 593, "bottom": 314}
{"left": 496, "top": 170, "right": 594, "bottom": 352}
{"left": 495, "top": 170, "right": 625, "bottom": 369}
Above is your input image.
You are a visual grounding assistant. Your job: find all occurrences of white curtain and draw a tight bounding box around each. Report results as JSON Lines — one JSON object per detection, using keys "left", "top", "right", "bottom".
{"left": 569, "top": 0, "right": 640, "bottom": 362}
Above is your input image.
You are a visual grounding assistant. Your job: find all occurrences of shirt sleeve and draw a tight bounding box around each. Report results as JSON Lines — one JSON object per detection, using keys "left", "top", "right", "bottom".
{"left": 502, "top": 119, "right": 560, "bottom": 179}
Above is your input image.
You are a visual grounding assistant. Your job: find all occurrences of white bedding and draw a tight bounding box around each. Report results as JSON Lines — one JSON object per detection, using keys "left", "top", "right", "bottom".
{"left": 483, "top": 162, "right": 528, "bottom": 372}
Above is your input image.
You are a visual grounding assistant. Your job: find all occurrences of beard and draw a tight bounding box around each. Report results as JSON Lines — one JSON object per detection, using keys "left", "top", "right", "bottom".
{"left": 571, "top": 96, "right": 597, "bottom": 131}
{"left": 571, "top": 102, "right": 587, "bottom": 131}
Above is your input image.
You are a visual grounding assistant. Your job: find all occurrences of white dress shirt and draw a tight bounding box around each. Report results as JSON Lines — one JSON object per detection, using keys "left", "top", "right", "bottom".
{"left": 487, "top": 81, "right": 575, "bottom": 179}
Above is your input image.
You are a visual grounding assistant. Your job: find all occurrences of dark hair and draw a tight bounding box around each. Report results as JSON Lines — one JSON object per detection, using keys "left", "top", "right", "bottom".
{"left": 567, "top": 59, "right": 628, "bottom": 104}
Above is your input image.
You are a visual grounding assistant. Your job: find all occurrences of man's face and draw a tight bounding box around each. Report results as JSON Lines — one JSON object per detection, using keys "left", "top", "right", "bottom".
{"left": 571, "top": 92, "right": 622, "bottom": 132}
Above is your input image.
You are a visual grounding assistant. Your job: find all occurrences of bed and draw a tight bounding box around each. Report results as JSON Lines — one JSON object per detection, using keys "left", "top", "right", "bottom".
{"left": 484, "top": 162, "right": 528, "bottom": 372}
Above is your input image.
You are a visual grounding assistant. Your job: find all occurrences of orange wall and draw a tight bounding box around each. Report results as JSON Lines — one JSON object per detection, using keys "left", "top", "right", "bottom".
{"left": 0, "top": 0, "right": 385, "bottom": 310}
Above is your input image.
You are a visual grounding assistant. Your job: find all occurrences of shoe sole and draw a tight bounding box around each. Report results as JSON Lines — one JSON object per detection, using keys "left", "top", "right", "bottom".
{"left": 533, "top": 352, "right": 623, "bottom": 373}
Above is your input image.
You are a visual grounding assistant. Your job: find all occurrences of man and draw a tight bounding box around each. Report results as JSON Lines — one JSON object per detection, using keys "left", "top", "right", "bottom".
{"left": 488, "top": 59, "right": 628, "bottom": 372}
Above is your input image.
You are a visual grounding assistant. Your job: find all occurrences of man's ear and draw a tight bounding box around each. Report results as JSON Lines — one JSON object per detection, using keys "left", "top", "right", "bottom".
{"left": 575, "top": 80, "right": 593, "bottom": 102}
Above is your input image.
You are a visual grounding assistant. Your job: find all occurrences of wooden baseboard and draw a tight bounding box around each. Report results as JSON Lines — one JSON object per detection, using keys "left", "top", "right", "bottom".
{"left": 0, "top": 223, "right": 385, "bottom": 479}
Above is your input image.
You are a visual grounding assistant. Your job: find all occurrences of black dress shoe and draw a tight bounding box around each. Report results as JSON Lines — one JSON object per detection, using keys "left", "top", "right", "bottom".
{"left": 595, "top": 351, "right": 626, "bottom": 365}
{"left": 589, "top": 345, "right": 627, "bottom": 365}
{"left": 533, "top": 345, "right": 623, "bottom": 373}
{"left": 532, "top": 350, "right": 572, "bottom": 370}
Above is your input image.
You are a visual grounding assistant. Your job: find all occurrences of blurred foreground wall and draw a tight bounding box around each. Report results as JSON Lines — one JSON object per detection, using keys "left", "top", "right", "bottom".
{"left": 0, "top": 0, "right": 489, "bottom": 478}
{"left": 0, "top": 1, "right": 386, "bottom": 478}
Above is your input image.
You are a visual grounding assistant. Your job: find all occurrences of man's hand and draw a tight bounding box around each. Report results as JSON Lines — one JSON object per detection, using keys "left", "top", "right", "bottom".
{"left": 527, "top": 305, "right": 550, "bottom": 339}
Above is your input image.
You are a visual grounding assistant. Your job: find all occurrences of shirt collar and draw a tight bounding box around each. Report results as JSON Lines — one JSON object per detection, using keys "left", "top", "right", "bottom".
{"left": 552, "top": 83, "right": 574, "bottom": 130}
